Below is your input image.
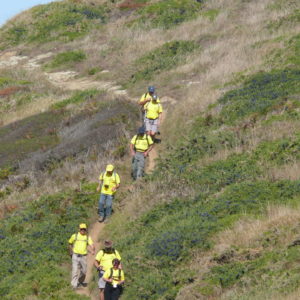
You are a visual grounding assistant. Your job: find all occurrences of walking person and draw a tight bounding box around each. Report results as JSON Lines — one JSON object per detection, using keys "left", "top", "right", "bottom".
{"left": 94, "top": 240, "right": 122, "bottom": 300}
{"left": 97, "top": 164, "right": 120, "bottom": 223}
{"left": 103, "top": 258, "right": 125, "bottom": 300}
{"left": 139, "top": 86, "right": 160, "bottom": 125}
{"left": 130, "top": 126, "right": 154, "bottom": 180}
{"left": 68, "top": 223, "right": 95, "bottom": 289}
{"left": 144, "top": 94, "right": 163, "bottom": 142}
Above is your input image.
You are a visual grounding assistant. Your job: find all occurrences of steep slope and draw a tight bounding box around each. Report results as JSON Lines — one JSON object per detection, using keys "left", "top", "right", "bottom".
{"left": 0, "top": 0, "right": 299, "bottom": 299}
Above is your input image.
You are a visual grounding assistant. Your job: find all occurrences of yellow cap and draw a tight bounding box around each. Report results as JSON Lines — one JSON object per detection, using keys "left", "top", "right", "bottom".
{"left": 106, "top": 164, "right": 114, "bottom": 172}
{"left": 79, "top": 223, "right": 87, "bottom": 229}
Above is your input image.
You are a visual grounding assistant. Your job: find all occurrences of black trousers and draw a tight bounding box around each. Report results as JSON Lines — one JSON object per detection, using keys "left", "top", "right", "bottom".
{"left": 104, "top": 283, "right": 122, "bottom": 300}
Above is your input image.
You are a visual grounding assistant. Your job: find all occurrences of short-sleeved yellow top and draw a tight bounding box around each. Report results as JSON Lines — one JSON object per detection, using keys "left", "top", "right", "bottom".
{"left": 131, "top": 134, "right": 153, "bottom": 152}
{"left": 103, "top": 268, "right": 125, "bottom": 285}
{"left": 145, "top": 101, "right": 163, "bottom": 120}
{"left": 95, "top": 249, "right": 122, "bottom": 272}
{"left": 68, "top": 232, "right": 93, "bottom": 255}
{"left": 99, "top": 172, "right": 120, "bottom": 195}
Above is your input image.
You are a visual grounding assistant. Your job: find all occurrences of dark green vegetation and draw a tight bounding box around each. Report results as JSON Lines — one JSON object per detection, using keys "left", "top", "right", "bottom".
{"left": 44, "top": 50, "right": 87, "bottom": 70}
{"left": 132, "top": 0, "right": 203, "bottom": 29}
{"left": 218, "top": 69, "right": 300, "bottom": 124}
{"left": 51, "top": 89, "right": 99, "bottom": 110}
{"left": 129, "top": 40, "right": 198, "bottom": 84}
{"left": 0, "top": 185, "right": 95, "bottom": 299}
{"left": 0, "top": 1, "right": 109, "bottom": 46}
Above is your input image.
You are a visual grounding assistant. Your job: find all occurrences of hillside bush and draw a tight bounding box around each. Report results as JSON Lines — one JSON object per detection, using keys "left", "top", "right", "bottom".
{"left": 45, "top": 50, "right": 87, "bottom": 70}
{"left": 218, "top": 69, "right": 300, "bottom": 123}
{"left": 51, "top": 89, "right": 100, "bottom": 110}
{"left": 130, "top": 40, "right": 198, "bottom": 83}
{"left": 133, "top": 0, "right": 203, "bottom": 29}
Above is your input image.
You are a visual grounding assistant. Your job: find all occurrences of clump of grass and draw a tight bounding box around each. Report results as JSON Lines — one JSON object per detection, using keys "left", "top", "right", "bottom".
{"left": 51, "top": 89, "right": 99, "bottom": 110}
{"left": 87, "top": 67, "right": 101, "bottom": 76}
{"left": 132, "top": 0, "right": 203, "bottom": 29}
{"left": 130, "top": 40, "right": 198, "bottom": 84}
{"left": 44, "top": 50, "right": 86, "bottom": 70}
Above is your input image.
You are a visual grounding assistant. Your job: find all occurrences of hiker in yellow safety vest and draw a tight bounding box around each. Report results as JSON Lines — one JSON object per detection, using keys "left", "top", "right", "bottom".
{"left": 139, "top": 86, "right": 160, "bottom": 125}
{"left": 144, "top": 94, "right": 163, "bottom": 141}
{"left": 94, "top": 240, "right": 122, "bottom": 300}
{"left": 68, "top": 223, "right": 95, "bottom": 289}
{"left": 103, "top": 258, "right": 125, "bottom": 300}
{"left": 96, "top": 164, "right": 120, "bottom": 223}
{"left": 130, "top": 126, "right": 154, "bottom": 180}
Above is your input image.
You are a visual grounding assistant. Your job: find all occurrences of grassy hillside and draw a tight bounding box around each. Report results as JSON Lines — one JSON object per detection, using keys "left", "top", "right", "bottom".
{"left": 0, "top": 0, "right": 300, "bottom": 299}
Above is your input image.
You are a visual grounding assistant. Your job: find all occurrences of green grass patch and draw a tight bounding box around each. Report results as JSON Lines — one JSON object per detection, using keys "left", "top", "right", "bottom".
{"left": 44, "top": 50, "right": 86, "bottom": 70}
{"left": 51, "top": 89, "right": 100, "bottom": 110}
{"left": 129, "top": 40, "right": 198, "bottom": 84}
{"left": 0, "top": 2, "right": 108, "bottom": 46}
{"left": 132, "top": 0, "right": 203, "bottom": 29}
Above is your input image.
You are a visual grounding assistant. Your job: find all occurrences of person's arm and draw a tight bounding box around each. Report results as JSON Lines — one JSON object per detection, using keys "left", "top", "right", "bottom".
{"left": 103, "top": 270, "right": 113, "bottom": 283}
{"left": 112, "top": 174, "right": 121, "bottom": 192}
{"left": 68, "top": 235, "right": 75, "bottom": 257}
{"left": 118, "top": 271, "right": 125, "bottom": 285}
{"left": 68, "top": 244, "right": 73, "bottom": 257}
{"left": 94, "top": 259, "right": 103, "bottom": 272}
{"left": 144, "top": 144, "right": 154, "bottom": 157}
{"left": 97, "top": 173, "right": 103, "bottom": 192}
{"left": 88, "top": 244, "right": 95, "bottom": 255}
{"left": 130, "top": 143, "right": 136, "bottom": 156}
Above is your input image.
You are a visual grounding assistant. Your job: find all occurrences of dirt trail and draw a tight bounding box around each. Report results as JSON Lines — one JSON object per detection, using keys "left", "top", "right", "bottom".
{"left": 0, "top": 51, "right": 127, "bottom": 126}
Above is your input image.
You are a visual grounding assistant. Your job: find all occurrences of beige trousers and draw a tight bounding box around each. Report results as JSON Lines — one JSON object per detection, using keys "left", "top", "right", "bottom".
{"left": 71, "top": 254, "right": 87, "bottom": 288}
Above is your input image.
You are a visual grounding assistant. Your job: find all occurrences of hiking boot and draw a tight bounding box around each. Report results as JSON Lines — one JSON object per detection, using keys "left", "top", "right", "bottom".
{"left": 104, "top": 218, "right": 110, "bottom": 224}
{"left": 79, "top": 282, "right": 88, "bottom": 287}
{"left": 154, "top": 138, "right": 161, "bottom": 144}
{"left": 157, "top": 131, "right": 161, "bottom": 135}
{"left": 98, "top": 216, "right": 104, "bottom": 223}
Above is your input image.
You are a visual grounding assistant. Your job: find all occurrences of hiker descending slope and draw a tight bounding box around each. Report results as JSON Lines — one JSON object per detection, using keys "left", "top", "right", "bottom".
{"left": 97, "top": 164, "right": 120, "bottom": 223}
{"left": 68, "top": 223, "right": 95, "bottom": 289}
{"left": 139, "top": 86, "right": 160, "bottom": 125}
{"left": 144, "top": 94, "right": 163, "bottom": 142}
{"left": 94, "top": 240, "right": 122, "bottom": 300}
{"left": 103, "top": 258, "right": 125, "bottom": 300}
{"left": 130, "top": 126, "right": 154, "bottom": 180}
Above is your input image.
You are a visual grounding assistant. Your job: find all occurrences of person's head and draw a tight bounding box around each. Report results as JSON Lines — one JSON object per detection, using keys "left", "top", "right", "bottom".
{"left": 152, "top": 94, "right": 158, "bottom": 102}
{"left": 148, "top": 86, "right": 155, "bottom": 95}
{"left": 104, "top": 240, "right": 113, "bottom": 249}
{"left": 106, "top": 164, "right": 114, "bottom": 175}
{"left": 79, "top": 223, "right": 87, "bottom": 235}
{"left": 137, "top": 126, "right": 145, "bottom": 136}
{"left": 112, "top": 258, "right": 120, "bottom": 269}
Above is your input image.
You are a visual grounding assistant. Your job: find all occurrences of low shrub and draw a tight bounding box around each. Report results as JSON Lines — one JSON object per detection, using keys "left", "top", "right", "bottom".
{"left": 130, "top": 40, "right": 198, "bottom": 83}
{"left": 45, "top": 50, "right": 86, "bottom": 70}
{"left": 51, "top": 89, "right": 99, "bottom": 110}
{"left": 218, "top": 69, "right": 300, "bottom": 123}
{"left": 133, "top": 0, "right": 203, "bottom": 29}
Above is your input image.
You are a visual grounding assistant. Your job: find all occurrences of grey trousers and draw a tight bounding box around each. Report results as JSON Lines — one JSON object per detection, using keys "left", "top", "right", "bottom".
{"left": 71, "top": 254, "right": 87, "bottom": 288}
{"left": 132, "top": 152, "right": 145, "bottom": 180}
